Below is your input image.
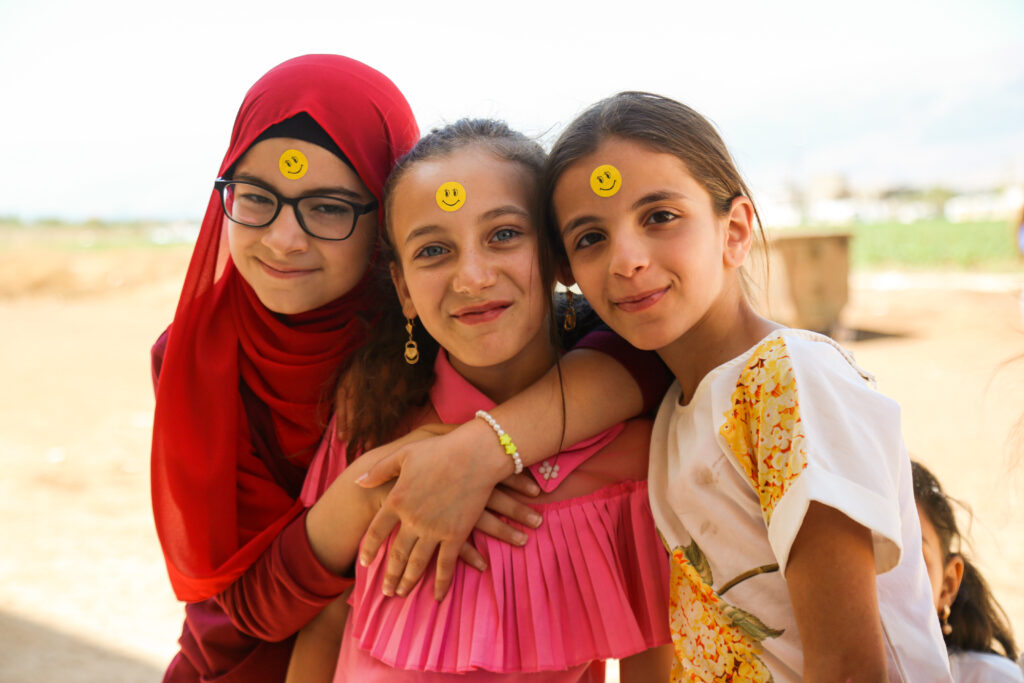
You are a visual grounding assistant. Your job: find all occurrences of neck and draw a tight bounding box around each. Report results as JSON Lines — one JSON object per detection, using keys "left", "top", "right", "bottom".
{"left": 448, "top": 321, "right": 556, "bottom": 405}
{"left": 657, "top": 285, "right": 779, "bottom": 405}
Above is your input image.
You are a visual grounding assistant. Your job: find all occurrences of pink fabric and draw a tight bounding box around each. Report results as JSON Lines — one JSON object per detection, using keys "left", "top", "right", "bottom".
{"left": 301, "top": 352, "right": 670, "bottom": 678}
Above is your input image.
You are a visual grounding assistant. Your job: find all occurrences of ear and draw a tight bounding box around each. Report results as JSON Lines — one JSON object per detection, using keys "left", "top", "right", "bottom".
{"left": 389, "top": 262, "right": 419, "bottom": 320}
{"left": 556, "top": 260, "right": 576, "bottom": 289}
{"left": 722, "top": 195, "right": 755, "bottom": 269}
{"left": 939, "top": 553, "right": 965, "bottom": 611}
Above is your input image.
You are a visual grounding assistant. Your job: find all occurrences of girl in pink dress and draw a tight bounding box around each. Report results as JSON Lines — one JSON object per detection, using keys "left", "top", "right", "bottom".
{"left": 286, "top": 119, "right": 672, "bottom": 682}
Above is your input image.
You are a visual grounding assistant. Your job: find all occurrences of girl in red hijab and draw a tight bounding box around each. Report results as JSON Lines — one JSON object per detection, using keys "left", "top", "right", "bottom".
{"left": 151, "top": 54, "right": 668, "bottom": 682}
{"left": 151, "top": 54, "right": 420, "bottom": 681}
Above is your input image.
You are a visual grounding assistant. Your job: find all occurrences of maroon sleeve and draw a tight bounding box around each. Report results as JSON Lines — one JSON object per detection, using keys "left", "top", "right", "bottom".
{"left": 214, "top": 508, "right": 353, "bottom": 641}
{"left": 573, "top": 330, "right": 672, "bottom": 414}
{"left": 151, "top": 326, "right": 170, "bottom": 391}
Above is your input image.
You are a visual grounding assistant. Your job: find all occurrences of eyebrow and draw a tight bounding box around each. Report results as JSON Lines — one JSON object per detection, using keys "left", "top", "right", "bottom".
{"left": 404, "top": 224, "right": 445, "bottom": 245}
{"left": 479, "top": 205, "right": 530, "bottom": 222}
{"left": 631, "top": 190, "right": 690, "bottom": 210}
{"left": 561, "top": 190, "right": 691, "bottom": 236}
{"left": 232, "top": 173, "right": 366, "bottom": 201}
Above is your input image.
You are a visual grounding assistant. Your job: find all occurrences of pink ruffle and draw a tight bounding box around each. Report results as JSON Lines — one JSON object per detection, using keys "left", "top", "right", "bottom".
{"left": 347, "top": 479, "right": 670, "bottom": 673}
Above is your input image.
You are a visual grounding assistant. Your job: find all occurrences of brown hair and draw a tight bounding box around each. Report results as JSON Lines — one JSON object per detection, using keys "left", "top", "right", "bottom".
{"left": 912, "top": 461, "right": 1018, "bottom": 659}
{"left": 541, "top": 91, "right": 767, "bottom": 293}
{"left": 340, "top": 118, "right": 559, "bottom": 453}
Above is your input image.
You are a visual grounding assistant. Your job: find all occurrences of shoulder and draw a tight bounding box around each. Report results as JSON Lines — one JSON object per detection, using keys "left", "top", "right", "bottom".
{"left": 737, "top": 329, "right": 873, "bottom": 388}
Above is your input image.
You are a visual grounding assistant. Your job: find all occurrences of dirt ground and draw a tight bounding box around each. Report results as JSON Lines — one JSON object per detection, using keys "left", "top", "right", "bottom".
{"left": 1, "top": 244, "right": 1022, "bottom": 681}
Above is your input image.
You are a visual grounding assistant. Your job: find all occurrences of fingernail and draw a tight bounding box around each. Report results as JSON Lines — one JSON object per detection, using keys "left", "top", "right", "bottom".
{"left": 395, "top": 585, "right": 406, "bottom": 597}
{"left": 474, "top": 559, "right": 487, "bottom": 572}
{"left": 527, "top": 483, "right": 540, "bottom": 495}
{"left": 383, "top": 583, "right": 395, "bottom": 597}
{"left": 355, "top": 473, "right": 368, "bottom": 484}
{"left": 359, "top": 555, "right": 369, "bottom": 567}
{"left": 528, "top": 513, "right": 542, "bottom": 527}
{"left": 514, "top": 532, "right": 528, "bottom": 545}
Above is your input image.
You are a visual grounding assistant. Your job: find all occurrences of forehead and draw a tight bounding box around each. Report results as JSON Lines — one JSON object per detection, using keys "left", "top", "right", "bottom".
{"left": 392, "top": 146, "right": 537, "bottom": 220}
{"left": 233, "top": 137, "right": 363, "bottom": 189}
{"left": 552, "top": 138, "right": 707, "bottom": 216}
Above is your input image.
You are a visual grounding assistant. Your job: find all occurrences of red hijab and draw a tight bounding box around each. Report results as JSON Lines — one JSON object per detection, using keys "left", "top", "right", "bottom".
{"left": 151, "top": 55, "right": 419, "bottom": 601}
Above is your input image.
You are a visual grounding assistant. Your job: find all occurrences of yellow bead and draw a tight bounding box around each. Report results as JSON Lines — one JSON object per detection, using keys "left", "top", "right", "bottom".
{"left": 504, "top": 443, "right": 517, "bottom": 455}
{"left": 499, "top": 434, "right": 511, "bottom": 446}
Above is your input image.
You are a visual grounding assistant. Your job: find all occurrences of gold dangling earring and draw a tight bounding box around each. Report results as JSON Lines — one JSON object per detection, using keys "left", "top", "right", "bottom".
{"left": 563, "top": 289, "right": 577, "bottom": 331}
{"left": 940, "top": 604, "right": 952, "bottom": 635}
{"left": 403, "top": 318, "right": 420, "bottom": 365}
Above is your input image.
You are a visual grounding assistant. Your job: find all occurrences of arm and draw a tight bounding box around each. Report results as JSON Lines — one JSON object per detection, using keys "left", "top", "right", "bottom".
{"left": 215, "top": 426, "right": 541, "bottom": 640}
{"left": 619, "top": 645, "right": 674, "bottom": 682}
{"left": 785, "top": 502, "right": 887, "bottom": 682}
{"left": 358, "top": 346, "right": 648, "bottom": 599}
{"left": 284, "top": 592, "right": 350, "bottom": 683}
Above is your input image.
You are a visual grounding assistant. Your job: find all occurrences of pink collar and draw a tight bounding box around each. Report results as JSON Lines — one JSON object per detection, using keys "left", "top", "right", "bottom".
{"left": 429, "top": 351, "right": 626, "bottom": 492}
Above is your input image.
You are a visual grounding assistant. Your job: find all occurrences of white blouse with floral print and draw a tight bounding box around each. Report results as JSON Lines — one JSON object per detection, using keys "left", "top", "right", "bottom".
{"left": 648, "top": 328, "right": 951, "bottom": 682}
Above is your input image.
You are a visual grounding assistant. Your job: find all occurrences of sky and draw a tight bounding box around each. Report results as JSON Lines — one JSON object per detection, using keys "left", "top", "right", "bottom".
{"left": 1, "top": 0, "right": 1022, "bottom": 221}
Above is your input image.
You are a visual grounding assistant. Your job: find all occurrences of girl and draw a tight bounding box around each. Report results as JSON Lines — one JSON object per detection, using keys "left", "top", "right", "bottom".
{"left": 913, "top": 461, "right": 1022, "bottom": 681}
{"left": 287, "top": 119, "right": 672, "bottom": 681}
{"left": 545, "top": 91, "right": 952, "bottom": 681}
{"left": 150, "top": 57, "right": 665, "bottom": 681}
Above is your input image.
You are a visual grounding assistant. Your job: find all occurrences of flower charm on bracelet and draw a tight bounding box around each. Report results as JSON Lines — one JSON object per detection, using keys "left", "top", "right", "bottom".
{"left": 538, "top": 460, "right": 560, "bottom": 481}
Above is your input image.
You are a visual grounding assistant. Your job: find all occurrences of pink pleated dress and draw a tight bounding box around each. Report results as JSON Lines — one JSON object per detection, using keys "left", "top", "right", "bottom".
{"left": 301, "top": 352, "right": 671, "bottom": 681}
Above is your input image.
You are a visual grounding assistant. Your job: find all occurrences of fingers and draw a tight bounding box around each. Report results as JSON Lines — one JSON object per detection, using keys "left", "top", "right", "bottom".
{"left": 433, "top": 542, "right": 462, "bottom": 602}
{"left": 395, "top": 537, "right": 440, "bottom": 598}
{"left": 485, "top": 489, "right": 542, "bottom": 529}
{"left": 356, "top": 452, "right": 402, "bottom": 488}
{"left": 474, "top": 511, "right": 529, "bottom": 547}
{"left": 500, "top": 472, "right": 541, "bottom": 497}
{"left": 359, "top": 508, "right": 399, "bottom": 569}
{"left": 380, "top": 527, "right": 419, "bottom": 597}
{"left": 458, "top": 542, "right": 487, "bottom": 573}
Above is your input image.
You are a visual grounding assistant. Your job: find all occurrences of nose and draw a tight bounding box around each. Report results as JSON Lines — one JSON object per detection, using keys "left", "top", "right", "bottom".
{"left": 452, "top": 247, "right": 497, "bottom": 295}
{"left": 608, "top": 231, "right": 649, "bottom": 279}
{"left": 260, "top": 204, "right": 309, "bottom": 255}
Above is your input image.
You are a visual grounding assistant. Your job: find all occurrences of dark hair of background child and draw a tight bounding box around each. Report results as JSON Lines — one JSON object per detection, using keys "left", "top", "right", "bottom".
{"left": 912, "top": 461, "right": 1018, "bottom": 659}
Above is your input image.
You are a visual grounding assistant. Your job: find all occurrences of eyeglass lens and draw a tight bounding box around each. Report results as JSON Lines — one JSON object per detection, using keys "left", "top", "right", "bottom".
{"left": 222, "top": 182, "right": 358, "bottom": 240}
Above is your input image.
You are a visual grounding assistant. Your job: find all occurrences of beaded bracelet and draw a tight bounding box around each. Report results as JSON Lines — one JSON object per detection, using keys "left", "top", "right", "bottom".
{"left": 474, "top": 409, "right": 523, "bottom": 474}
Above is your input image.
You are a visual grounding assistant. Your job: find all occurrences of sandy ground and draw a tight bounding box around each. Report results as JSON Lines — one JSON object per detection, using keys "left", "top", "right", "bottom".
{"left": 1, "top": 244, "right": 1022, "bottom": 681}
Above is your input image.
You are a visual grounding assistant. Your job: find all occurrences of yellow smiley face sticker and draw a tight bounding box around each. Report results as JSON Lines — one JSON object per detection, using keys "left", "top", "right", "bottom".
{"left": 435, "top": 181, "right": 466, "bottom": 212}
{"left": 589, "top": 164, "right": 622, "bottom": 197}
{"left": 279, "top": 149, "right": 309, "bottom": 180}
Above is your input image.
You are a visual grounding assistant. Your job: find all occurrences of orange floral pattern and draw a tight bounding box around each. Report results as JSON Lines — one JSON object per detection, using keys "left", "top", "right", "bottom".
{"left": 719, "top": 336, "right": 808, "bottom": 525}
{"left": 668, "top": 542, "right": 779, "bottom": 682}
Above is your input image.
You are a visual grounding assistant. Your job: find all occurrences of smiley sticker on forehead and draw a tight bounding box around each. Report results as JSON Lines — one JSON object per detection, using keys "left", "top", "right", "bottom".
{"left": 435, "top": 181, "right": 466, "bottom": 212}
{"left": 279, "top": 149, "right": 308, "bottom": 180}
{"left": 589, "top": 164, "right": 621, "bottom": 198}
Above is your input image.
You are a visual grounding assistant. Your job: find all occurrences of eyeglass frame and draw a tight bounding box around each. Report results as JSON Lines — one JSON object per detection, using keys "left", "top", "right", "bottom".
{"left": 213, "top": 177, "right": 378, "bottom": 242}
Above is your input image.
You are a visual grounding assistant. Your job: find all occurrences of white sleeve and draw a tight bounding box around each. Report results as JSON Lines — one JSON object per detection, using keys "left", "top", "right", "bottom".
{"left": 717, "top": 334, "right": 905, "bottom": 576}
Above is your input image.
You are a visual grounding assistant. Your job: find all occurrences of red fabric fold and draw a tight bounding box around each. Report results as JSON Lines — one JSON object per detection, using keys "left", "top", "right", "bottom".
{"left": 151, "top": 54, "right": 419, "bottom": 602}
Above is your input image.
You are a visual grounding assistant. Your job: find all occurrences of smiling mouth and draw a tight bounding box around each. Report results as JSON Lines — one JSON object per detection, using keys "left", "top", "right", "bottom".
{"left": 257, "top": 259, "right": 316, "bottom": 278}
{"left": 600, "top": 180, "right": 617, "bottom": 191}
{"left": 613, "top": 286, "right": 668, "bottom": 313}
{"left": 452, "top": 301, "right": 511, "bottom": 324}
{"left": 286, "top": 164, "right": 305, "bottom": 175}
{"left": 441, "top": 199, "right": 460, "bottom": 206}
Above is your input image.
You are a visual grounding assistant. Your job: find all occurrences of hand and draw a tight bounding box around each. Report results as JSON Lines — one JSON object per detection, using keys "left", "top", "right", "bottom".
{"left": 356, "top": 421, "right": 541, "bottom": 600}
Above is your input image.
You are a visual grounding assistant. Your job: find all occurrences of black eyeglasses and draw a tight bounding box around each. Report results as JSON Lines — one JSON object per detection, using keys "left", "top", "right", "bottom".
{"left": 214, "top": 178, "right": 377, "bottom": 241}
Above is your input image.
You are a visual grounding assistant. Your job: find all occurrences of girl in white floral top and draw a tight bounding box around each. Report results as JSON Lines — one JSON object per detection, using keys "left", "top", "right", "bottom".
{"left": 542, "top": 91, "right": 952, "bottom": 682}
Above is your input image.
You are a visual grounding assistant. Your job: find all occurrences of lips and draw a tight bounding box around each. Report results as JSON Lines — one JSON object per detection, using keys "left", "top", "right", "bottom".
{"left": 256, "top": 258, "right": 317, "bottom": 278}
{"left": 451, "top": 300, "right": 511, "bottom": 325}
{"left": 612, "top": 286, "right": 668, "bottom": 313}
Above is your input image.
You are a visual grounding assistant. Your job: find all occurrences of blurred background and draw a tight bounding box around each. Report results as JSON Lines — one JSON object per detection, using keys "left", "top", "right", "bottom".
{"left": 1, "top": 0, "right": 1022, "bottom": 679}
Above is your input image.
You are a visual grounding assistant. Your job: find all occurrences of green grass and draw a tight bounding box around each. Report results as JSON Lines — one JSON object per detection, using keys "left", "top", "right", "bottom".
{"left": 797, "top": 220, "right": 1022, "bottom": 271}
